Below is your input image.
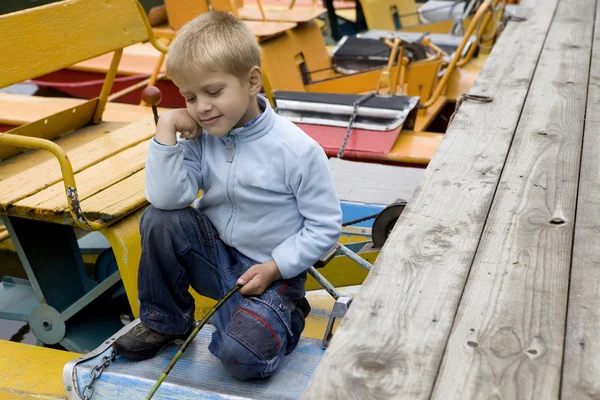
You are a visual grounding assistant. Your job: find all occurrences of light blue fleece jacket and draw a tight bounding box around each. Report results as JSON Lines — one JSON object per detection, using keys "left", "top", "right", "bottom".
{"left": 145, "top": 96, "right": 342, "bottom": 279}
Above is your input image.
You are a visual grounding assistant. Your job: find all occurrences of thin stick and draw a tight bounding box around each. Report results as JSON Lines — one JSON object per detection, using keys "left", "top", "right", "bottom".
{"left": 145, "top": 284, "right": 242, "bottom": 399}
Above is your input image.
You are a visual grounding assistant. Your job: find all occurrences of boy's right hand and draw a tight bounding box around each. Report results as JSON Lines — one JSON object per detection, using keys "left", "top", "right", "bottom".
{"left": 155, "top": 109, "right": 201, "bottom": 145}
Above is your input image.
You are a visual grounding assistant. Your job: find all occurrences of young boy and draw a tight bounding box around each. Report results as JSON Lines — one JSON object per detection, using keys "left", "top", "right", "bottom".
{"left": 113, "top": 11, "right": 342, "bottom": 379}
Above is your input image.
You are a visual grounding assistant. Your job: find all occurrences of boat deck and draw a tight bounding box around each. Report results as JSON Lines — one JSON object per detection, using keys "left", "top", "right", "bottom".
{"left": 303, "top": 0, "right": 600, "bottom": 398}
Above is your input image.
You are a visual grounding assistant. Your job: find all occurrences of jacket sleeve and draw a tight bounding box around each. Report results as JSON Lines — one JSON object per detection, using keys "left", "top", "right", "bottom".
{"left": 271, "top": 141, "right": 342, "bottom": 279}
{"left": 144, "top": 137, "right": 204, "bottom": 210}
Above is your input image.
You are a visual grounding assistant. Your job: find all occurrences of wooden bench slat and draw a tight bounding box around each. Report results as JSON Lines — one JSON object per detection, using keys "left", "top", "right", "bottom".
{"left": 301, "top": 0, "right": 558, "bottom": 397}
{"left": 432, "top": 0, "right": 593, "bottom": 397}
{"left": 69, "top": 43, "right": 165, "bottom": 76}
{"left": 12, "top": 141, "right": 148, "bottom": 215}
{"left": 0, "top": 121, "right": 126, "bottom": 181}
{"left": 80, "top": 170, "right": 146, "bottom": 222}
{"left": 0, "top": 117, "right": 154, "bottom": 210}
{"left": 0, "top": 0, "right": 148, "bottom": 89}
{"left": 0, "top": 93, "right": 161, "bottom": 126}
{"left": 561, "top": 0, "right": 600, "bottom": 396}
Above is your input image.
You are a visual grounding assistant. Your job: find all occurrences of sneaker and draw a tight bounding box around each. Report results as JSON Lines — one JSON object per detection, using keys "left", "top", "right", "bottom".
{"left": 286, "top": 297, "right": 311, "bottom": 355}
{"left": 113, "top": 322, "right": 193, "bottom": 361}
{"left": 296, "top": 297, "right": 311, "bottom": 319}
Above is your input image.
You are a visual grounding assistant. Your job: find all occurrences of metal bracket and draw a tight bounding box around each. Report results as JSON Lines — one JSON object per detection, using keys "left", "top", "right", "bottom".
{"left": 322, "top": 296, "right": 353, "bottom": 348}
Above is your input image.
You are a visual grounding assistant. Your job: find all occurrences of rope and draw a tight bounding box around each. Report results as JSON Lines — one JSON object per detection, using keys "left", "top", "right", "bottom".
{"left": 448, "top": 93, "right": 493, "bottom": 126}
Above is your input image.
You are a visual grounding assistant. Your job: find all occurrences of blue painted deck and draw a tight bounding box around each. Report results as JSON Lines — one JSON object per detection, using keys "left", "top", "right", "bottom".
{"left": 70, "top": 325, "right": 325, "bottom": 399}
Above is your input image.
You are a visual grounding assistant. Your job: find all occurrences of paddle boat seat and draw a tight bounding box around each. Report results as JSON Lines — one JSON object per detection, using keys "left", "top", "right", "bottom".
{"left": 272, "top": 90, "right": 442, "bottom": 164}
{"left": 64, "top": 320, "right": 325, "bottom": 399}
{"left": 331, "top": 30, "right": 477, "bottom": 73}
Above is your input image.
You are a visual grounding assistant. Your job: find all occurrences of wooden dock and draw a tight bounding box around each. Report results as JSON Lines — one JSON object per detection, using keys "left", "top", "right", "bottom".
{"left": 303, "top": 0, "right": 600, "bottom": 398}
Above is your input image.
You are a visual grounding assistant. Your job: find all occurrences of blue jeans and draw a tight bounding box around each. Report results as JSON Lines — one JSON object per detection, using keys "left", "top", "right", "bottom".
{"left": 137, "top": 206, "right": 307, "bottom": 379}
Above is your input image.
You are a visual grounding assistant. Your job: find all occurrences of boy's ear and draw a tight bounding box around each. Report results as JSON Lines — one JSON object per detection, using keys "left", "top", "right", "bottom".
{"left": 248, "top": 66, "right": 263, "bottom": 96}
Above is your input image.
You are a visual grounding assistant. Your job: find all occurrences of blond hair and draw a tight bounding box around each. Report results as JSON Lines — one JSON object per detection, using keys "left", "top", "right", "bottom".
{"left": 166, "top": 11, "right": 260, "bottom": 81}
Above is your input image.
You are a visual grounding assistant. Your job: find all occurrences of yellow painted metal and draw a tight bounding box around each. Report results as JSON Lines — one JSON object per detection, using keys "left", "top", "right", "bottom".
{"left": 0, "top": 0, "right": 149, "bottom": 89}
{"left": 305, "top": 67, "right": 400, "bottom": 94}
{"left": 405, "top": 57, "right": 442, "bottom": 102}
{"left": 445, "top": 53, "right": 489, "bottom": 102}
{"left": 359, "top": 0, "right": 419, "bottom": 31}
{"left": 0, "top": 133, "right": 104, "bottom": 231}
{"left": 0, "top": 340, "right": 79, "bottom": 400}
{"left": 376, "top": 38, "right": 401, "bottom": 95}
{"left": 386, "top": 129, "right": 445, "bottom": 165}
{"left": 414, "top": 96, "right": 447, "bottom": 132}
{"left": 400, "top": 18, "right": 467, "bottom": 34}
{"left": 421, "top": 0, "right": 493, "bottom": 109}
{"left": 0, "top": 99, "right": 97, "bottom": 161}
{"left": 94, "top": 49, "right": 123, "bottom": 124}
{"left": 261, "top": 21, "right": 335, "bottom": 91}
{"left": 163, "top": 0, "right": 209, "bottom": 31}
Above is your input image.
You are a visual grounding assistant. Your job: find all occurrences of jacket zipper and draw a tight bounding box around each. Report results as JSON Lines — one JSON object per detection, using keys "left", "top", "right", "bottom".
{"left": 224, "top": 135, "right": 235, "bottom": 242}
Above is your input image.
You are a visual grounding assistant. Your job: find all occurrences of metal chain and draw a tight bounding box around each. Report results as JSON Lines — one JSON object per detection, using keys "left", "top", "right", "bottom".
{"left": 81, "top": 350, "right": 117, "bottom": 400}
{"left": 337, "top": 93, "right": 376, "bottom": 158}
{"left": 342, "top": 212, "right": 380, "bottom": 227}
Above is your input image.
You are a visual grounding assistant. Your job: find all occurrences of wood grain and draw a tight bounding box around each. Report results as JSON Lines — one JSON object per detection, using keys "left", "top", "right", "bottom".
{"left": 432, "top": 0, "right": 593, "bottom": 397}
{"left": 0, "top": 93, "right": 162, "bottom": 125}
{"left": 301, "top": 0, "right": 558, "bottom": 397}
{"left": 0, "top": 0, "right": 147, "bottom": 88}
{"left": 79, "top": 170, "right": 146, "bottom": 222}
{"left": 0, "top": 122, "right": 126, "bottom": 181}
{"left": 12, "top": 141, "right": 148, "bottom": 215}
{"left": 0, "top": 117, "right": 154, "bottom": 209}
{"left": 561, "top": 0, "right": 600, "bottom": 397}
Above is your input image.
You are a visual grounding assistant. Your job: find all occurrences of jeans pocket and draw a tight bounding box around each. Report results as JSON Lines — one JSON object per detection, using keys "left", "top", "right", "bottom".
{"left": 227, "top": 298, "right": 288, "bottom": 361}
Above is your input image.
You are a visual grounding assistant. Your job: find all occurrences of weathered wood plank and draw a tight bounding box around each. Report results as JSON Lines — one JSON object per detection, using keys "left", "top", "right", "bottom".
{"left": 0, "top": 92, "right": 164, "bottom": 125}
{"left": 0, "top": 0, "right": 147, "bottom": 88}
{"left": 561, "top": 0, "right": 600, "bottom": 397}
{"left": 432, "top": 0, "right": 594, "bottom": 397}
{"left": 0, "top": 121, "right": 126, "bottom": 181}
{"left": 79, "top": 170, "right": 146, "bottom": 222}
{"left": 301, "top": 0, "right": 557, "bottom": 397}
{"left": 12, "top": 141, "right": 147, "bottom": 215}
{"left": 0, "top": 117, "right": 154, "bottom": 210}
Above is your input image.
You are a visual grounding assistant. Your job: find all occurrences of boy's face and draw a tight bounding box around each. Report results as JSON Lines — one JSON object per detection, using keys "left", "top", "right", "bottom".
{"left": 175, "top": 68, "right": 261, "bottom": 137}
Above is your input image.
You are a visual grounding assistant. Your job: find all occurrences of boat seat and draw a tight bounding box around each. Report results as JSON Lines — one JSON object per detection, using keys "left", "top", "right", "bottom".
{"left": 0, "top": 117, "right": 153, "bottom": 225}
{"left": 331, "top": 30, "right": 476, "bottom": 73}
{"left": 0, "top": 92, "right": 164, "bottom": 128}
{"left": 274, "top": 90, "right": 419, "bottom": 131}
{"left": 65, "top": 321, "right": 325, "bottom": 399}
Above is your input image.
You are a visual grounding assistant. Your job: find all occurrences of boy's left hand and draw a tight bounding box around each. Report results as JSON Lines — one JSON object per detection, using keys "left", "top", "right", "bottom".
{"left": 237, "top": 260, "right": 282, "bottom": 296}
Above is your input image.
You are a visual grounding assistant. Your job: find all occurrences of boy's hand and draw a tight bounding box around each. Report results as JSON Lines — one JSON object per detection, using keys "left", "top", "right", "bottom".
{"left": 156, "top": 109, "right": 200, "bottom": 145}
{"left": 237, "top": 260, "right": 282, "bottom": 296}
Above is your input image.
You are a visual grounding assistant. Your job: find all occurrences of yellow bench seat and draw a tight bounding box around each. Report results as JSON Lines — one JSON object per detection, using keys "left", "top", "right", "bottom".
{"left": 0, "top": 118, "right": 154, "bottom": 226}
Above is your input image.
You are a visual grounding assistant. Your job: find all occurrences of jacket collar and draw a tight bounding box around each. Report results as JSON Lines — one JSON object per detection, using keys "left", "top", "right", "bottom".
{"left": 221, "top": 95, "right": 274, "bottom": 143}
